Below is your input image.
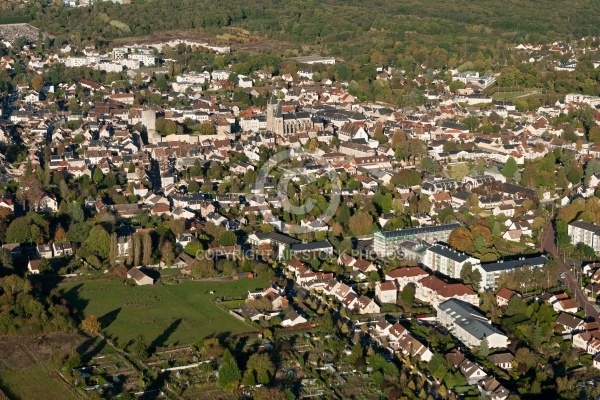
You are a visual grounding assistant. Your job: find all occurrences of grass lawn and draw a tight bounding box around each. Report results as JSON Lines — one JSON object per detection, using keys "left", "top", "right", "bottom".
{"left": 0, "top": 365, "right": 77, "bottom": 400}
{"left": 59, "top": 277, "right": 270, "bottom": 348}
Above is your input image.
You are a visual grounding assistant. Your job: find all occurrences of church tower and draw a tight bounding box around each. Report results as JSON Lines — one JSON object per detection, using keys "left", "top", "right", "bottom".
{"left": 266, "top": 93, "right": 283, "bottom": 135}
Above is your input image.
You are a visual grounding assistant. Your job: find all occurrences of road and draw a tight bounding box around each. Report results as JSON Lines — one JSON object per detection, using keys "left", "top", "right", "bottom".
{"left": 541, "top": 219, "right": 600, "bottom": 321}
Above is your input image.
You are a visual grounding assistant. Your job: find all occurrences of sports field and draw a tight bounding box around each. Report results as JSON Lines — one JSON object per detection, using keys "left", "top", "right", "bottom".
{"left": 59, "top": 277, "right": 268, "bottom": 347}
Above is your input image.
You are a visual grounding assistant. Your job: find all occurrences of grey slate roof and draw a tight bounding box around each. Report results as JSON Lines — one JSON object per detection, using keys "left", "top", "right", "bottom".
{"left": 438, "top": 299, "right": 506, "bottom": 341}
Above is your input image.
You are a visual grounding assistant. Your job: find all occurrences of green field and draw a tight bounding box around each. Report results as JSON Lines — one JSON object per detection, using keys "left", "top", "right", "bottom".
{"left": 0, "top": 365, "right": 77, "bottom": 400}
{"left": 59, "top": 277, "right": 269, "bottom": 347}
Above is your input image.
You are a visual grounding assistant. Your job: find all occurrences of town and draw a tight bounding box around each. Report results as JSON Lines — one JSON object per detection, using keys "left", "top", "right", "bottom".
{"left": 1, "top": 13, "right": 600, "bottom": 400}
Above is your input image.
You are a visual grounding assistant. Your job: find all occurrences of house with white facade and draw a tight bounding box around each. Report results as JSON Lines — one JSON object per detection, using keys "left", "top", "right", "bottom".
{"left": 423, "top": 244, "right": 480, "bottom": 280}
{"left": 437, "top": 299, "right": 509, "bottom": 349}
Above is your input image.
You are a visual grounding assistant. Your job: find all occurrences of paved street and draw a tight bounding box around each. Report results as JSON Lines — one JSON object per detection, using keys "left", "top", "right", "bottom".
{"left": 541, "top": 220, "right": 600, "bottom": 321}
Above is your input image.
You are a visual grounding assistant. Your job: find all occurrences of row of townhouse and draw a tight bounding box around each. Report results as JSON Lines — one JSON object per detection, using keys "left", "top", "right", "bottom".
{"left": 383, "top": 265, "right": 480, "bottom": 307}
{"left": 446, "top": 351, "right": 511, "bottom": 400}
{"left": 370, "top": 318, "right": 433, "bottom": 362}
{"left": 287, "top": 259, "right": 381, "bottom": 314}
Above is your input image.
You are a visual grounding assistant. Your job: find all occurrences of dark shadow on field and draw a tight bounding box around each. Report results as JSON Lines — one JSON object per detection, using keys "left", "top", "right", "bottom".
{"left": 215, "top": 331, "right": 233, "bottom": 346}
{"left": 76, "top": 337, "right": 108, "bottom": 363}
{"left": 149, "top": 318, "right": 182, "bottom": 353}
{"left": 57, "top": 283, "right": 88, "bottom": 319}
{"left": 143, "top": 267, "right": 161, "bottom": 281}
{"left": 99, "top": 307, "right": 122, "bottom": 330}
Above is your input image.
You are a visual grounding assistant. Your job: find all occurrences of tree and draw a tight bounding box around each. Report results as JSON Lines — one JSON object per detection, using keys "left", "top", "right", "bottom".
{"left": 218, "top": 350, "right": 241, "bottom": 391}
{"left": 502, "top": 156, "right": 518, "bottom": 179}
{"left": 85, "top": 225, "right": 111, "bottom": 259}
{"left": 585, "top": 158, "right": 600, "bottom": 178}
{"left": 142, "top": 232, "right": 152, "bottom": 265}
{"left": 400, "top": 284, "right": 415, "bottom": 305}
{"left": 92, "top": 167, "right": 104, "bottom": 184}
{"left": 349, "top": 211, "right": 374, "bottom": 236}
{"left": 31, "top": 74, "right": 44, "bottom": 92}
{"left": 190, "top": 257, "right": 216, "bottom": 278}
{"left": 187, "top": 180, "right": 200, "bottom": 193}
{"left": 478, "top": 337, "right": 489, "bottom": 357}
{"left": 427, "top": 353, "right": 448, "bottom": 380}
{"left": 184, "top": 240, "right": 204, "bottom": 257}
{"left": 38, "top": 258, "right": 52, "bottom": 273}
{"left": 566, "top": 166, "right": 583, "bottom": 185}
{"left": 319, "top": 310, "right": 334, "bottom": 334}
{"left": 160, "top": 240, "right": 175, "bottom": 266}
{"left": 6, "top": 217, "right": 33, "bottom": 243}
{"left": 68, "top": 222, "right": 91, "bottom": 243}
{"left": 82, "top": 315, "right": 101, "bottom": 333}
{"left": 589, "top": 125, "right": 600, "bottom": 143}
{"left": 109, "top": 232, "right": 118, "bottom": 266}
{"left": 133, "top": 334, "right": 149, "bottom": 360}
{"left": 463, "top": 116, "right": 480, "bottom": 132}
{"left": 0, "top": 248, "right": 13, "bottom": 271}
{"left": 460, "top": 262, "right": 473, "bottom": 282}
{"left": 244, "top": 352, "right": 275, "bottom": 385}
{"left": 218, "top": 231, "right": 237, "bottom": 246}
{"left": 448, "top": 226, "right": 474, "bottom": 254}
{"left": 67, "top": 202, "right": 85, "bottom": 223}
{"left": 420, "top": 156, "right": 440, "bottom": 174}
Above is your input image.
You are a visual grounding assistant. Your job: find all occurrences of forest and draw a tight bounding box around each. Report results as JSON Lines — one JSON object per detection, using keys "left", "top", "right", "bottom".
{"left": 8, "top": 0, "right": 600, "bottom": 68}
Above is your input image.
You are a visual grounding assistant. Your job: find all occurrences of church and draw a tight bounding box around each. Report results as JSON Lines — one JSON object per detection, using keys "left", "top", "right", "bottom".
{"left": 266, "top": 95, "right": 313, "bottom": 136}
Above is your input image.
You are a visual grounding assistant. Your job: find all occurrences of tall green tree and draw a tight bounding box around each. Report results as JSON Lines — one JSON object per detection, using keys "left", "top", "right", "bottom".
{"left": 502, "top": 156, "right": 518, "bottom": 179}
{"left": 218, "top": 350, "right": 241, "bottom": 391}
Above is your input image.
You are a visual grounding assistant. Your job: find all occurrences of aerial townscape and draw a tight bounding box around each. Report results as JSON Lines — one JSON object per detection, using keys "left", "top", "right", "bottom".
{"left": 0, "top": 1, "right": 600, "bottom": 400}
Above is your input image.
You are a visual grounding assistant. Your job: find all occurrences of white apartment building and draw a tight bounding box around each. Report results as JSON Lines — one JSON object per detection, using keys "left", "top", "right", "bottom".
{"left": 423, "top": 244, "right": 480, "bottom": 279}
{"left": 568, "top": 220, "right": 600, "bottom": 252}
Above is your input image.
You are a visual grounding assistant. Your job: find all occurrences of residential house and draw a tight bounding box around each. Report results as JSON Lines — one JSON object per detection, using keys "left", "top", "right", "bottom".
{"left": 478, "top": 376, "right": 510, "bottom": 400}
{"left": 385, "top": 266, "right": 429, "bottom": 290}
{"left": 37, "top": 244, "right": 53, "bottom": 258}
{"left": 496, "top": 287, "right": 518, "bottom": 307}
{"left": 355, "top": 295, "right": 381, "bottom": 314}
{"left": 554, "top": 312, "right": 586, "bottom": 335}
{"left": 281, "top": 310, "right": 308, "bottom": 327}
{"left": 28, "top": 259, "right": 41, "bottom": 274}
{"left": 459, "top": 359, "right": 489, "bottom": 385}
{"left": 486, "top": 353, "right": 514, "bottom": 370}
{"left": 375, "top": 281, "right": 397, "bottom": 304}
{"left": 52, "top": 242, "right": 74, "bottom": 257}
{"left": 127, "top": 267, "right": 154, "bottom": 285}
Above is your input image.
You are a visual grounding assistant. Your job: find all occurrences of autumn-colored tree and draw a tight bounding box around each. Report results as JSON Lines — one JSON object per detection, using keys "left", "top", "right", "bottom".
{"left": 31, "top": 74, "right": 44, "bottom": 92}
{"left": 257, "top": 242, "right": 274, "bottom": 259}
{"left": 391, "top": 129, "right": 407, "bottom": 149}
{"left": 447, "top": 226, "right": 474, "bottom": 254}
{"left": 160, "top": 240, "right": 174, "bottom": 266}
{"left": 109, "top": 232, "right": 118, "bottom": 267}
{"left": 82, "top": 315, "right": 101, "bottom": 333}
{"left": 142, "top": 232, "right": 152, "bottom": 265}
{"left": 201, "top": 338, "right": 224, "bottom": 359}
{"left": 348, "top": 211, "right": 373, "bottom": 236}
{"left": 54, "top": 225, "right": 67, "bottom": 242}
